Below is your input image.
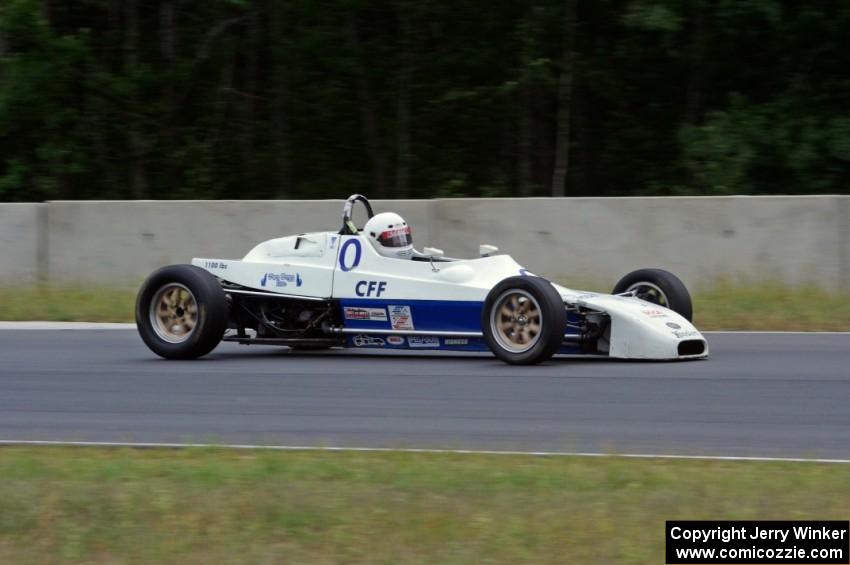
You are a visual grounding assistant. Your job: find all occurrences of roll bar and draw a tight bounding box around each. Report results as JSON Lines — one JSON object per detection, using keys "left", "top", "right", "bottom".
{"left": 339, "top": 194, "right": 375, "bottom": 235}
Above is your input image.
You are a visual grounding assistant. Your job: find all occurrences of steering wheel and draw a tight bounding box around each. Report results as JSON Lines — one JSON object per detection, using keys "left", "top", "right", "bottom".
{"left": 339, "top": 194, "right": 375, "bottom": 235}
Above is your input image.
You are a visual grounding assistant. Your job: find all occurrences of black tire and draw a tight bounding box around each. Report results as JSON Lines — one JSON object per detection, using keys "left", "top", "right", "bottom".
{"left": 612, "top": 268, "right": 693, "bottom": 322}
{"left": 136, "top": 264, "right": 229, "bottom": 359}
{"left": 482, "top": 276, "right": 567, "bottom": 365}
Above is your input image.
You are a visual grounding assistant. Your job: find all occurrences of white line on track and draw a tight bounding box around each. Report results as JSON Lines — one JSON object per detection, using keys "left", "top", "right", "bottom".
{"left": 0, "top": 322, "right": 136, "bottom": 330}
{"left": 702, "top": 331, "right": 850, "bottom": 335}
{"left": 0, "top": 322, "right": 848, "bottom": 334}
{"left": 0, "top": 440, "right": 848, "bottom": 464}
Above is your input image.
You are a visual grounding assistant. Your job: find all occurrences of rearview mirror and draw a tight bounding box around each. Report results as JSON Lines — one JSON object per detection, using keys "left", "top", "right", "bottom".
{"left": 479, "top": 244, "right": 499, "bottom": 257}
{"left": 423, "top": 247, "right": 444, "bottom": 258}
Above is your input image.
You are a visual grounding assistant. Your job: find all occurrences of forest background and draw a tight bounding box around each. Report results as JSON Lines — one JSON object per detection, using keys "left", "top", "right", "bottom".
{"left": 1, "top": 0, "right": 848, "bottom": 202}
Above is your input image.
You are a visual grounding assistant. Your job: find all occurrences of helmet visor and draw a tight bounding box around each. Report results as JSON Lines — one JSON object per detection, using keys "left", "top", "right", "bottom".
{"left": 377, "top": 226, "right": 413, "bottom": 248}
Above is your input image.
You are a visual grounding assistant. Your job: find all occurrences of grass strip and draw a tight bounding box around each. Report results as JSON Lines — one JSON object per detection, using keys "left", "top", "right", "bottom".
{"left": 0, "top": 287, "right": 137, "bottom": 323}
{"left": 0, "top": 447, "right": 847, "bottom": 563}
{"left": 0, "top": 281, "right": 848, "bottom": 330}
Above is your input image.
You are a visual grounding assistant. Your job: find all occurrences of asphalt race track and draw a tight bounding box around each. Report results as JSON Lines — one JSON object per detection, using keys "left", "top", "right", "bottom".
{"left": 1, "top": 330, "right": 848, "bottom": 459}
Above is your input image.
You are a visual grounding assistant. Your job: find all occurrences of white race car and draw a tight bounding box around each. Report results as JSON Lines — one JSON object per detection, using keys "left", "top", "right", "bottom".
{"left": 136, "top": 194, "right": 709, "bottom": 364}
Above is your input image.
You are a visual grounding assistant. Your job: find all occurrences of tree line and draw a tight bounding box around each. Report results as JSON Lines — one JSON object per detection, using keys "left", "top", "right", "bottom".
{"left": 0, "top": 0, "right": 848, "bottom": 201}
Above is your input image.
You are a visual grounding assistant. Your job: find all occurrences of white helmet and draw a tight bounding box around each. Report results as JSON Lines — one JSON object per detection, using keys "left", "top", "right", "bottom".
{"left": 363, "top": 212, "right": 414, "bottom": 259}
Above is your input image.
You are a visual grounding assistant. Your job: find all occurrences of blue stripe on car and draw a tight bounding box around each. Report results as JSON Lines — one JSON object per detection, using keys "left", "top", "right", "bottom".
{"left": 340, "top": 299, "right": 585, "bottom": 355}
{"left": 340, "top": 299, "right": 484, "bottom": 332}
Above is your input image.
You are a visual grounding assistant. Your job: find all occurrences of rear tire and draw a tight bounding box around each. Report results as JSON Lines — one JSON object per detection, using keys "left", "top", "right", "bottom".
{"left": 136, "top": 265, "right": 229, "bottom": 359}
{"left": 482, "top": 276, "right": 567, "bottom": 365}
{"left": 612, "top": 268, "right": 693, "bottom": 322}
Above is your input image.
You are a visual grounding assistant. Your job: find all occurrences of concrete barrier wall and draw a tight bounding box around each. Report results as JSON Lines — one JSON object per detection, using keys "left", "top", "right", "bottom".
{"left": 2, "top": 196, "right": 847, "bottom": 290}
{"left": 0, "top": 203, "right": 44, "bottom": 284}
{"left": 43, "top": 199, "right": 435, "bottom": 286}
{"left": 433, "top": 196, "right": 849, "bottom": 290}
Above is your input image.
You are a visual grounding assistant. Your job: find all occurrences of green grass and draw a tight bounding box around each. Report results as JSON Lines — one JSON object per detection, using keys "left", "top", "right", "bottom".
{"left": 0, "top": 447, "right": 848, "bottom": 564}
{"left": 691, "top": 280, "right": 850, "bottom": 331}
{"left": 561, "top": 278, "right": 850, "bottom": 331}
{"left": 0, "top": 286, "right": 137, "bottom": 323}
{"left": 0, "top": 281, "right": 848, "bottom": 330}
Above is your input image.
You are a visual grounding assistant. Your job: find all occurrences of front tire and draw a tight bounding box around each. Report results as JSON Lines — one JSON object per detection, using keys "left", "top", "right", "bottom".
{"left": 482, "top": 276, "right": 567, "bottom": 365}
{"left": 136, "top": 265, "right": 229, "bottom": 359}
{"left": 612, "top": 268, "right": 693, "bottom": 321}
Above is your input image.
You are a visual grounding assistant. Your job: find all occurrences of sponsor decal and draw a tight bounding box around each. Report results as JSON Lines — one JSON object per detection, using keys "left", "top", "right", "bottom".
{"left": 407, "top": 336, "right": 440, "bottom": 348}
{"left": 355, "top": 280, "right": 388, "bottom": 297}
{"left": 260, "top": 272, "right": 303, "bottom": 288}
{"left": 643, "top": 308, "right": 668, "bottom": 318}
{"left": 388, "top": 305, "right": 414, "bottom": 330}
{"left": 352, "top": 334, "right": 385, "bottom": 347}
{"left": 666, "top": 322, "right": 682, "bottom": 329}
{"left": 203, "top": 261, "right": 228, "bottom": 270}
{"left": 339, "top": 239, "right": 362, "bottom": 272}
{"left": 386, "top": 336, "right": 405, "bottom": 346}
{"left": 443, "top": 338, "right": 469, "bottom": 346}
{"left": 672, "top": 329, "right": 699, "bottom": 339}
{"left": 343, "top": 307, "right": 388, "bottom": 322}
{"left": 576, "top": 292, "right": 598, "bottom": 299}
{"left": 379, "top": 226, "right": 411, "bottom": 240}
{"left": 329, "top": 235, "right": 338, "bottom": 249}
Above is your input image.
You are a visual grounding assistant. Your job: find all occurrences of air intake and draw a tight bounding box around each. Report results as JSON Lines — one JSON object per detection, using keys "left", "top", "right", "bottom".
{"left": 678, "top": 340, "right": 706, "bottom": 356}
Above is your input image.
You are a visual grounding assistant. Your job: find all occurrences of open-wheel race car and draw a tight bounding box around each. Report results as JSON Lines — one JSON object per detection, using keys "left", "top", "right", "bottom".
{"left": 136, "top": 194, "right": 709, "bottom": 364}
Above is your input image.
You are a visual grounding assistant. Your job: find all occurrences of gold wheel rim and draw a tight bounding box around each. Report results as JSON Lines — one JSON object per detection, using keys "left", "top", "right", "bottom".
{"left": 490, "top": 289, "right": 542, "bottom": 353}
{"left": 149, "top": 283, "right": 198, "bottom": 343}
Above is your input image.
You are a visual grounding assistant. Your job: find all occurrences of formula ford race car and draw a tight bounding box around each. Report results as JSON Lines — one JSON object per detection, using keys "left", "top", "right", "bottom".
{"left": 136, "top": 194, "right": 709, "bottom": 364}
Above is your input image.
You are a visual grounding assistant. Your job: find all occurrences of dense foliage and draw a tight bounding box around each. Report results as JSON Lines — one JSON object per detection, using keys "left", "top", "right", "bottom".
{"left": 1, "top": 0, "right": 848, "bottom": 201}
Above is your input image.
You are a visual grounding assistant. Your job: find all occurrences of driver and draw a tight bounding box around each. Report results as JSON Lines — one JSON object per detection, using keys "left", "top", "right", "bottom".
{"left": 363, "top": 212, "right": 414, "bottom": 259}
